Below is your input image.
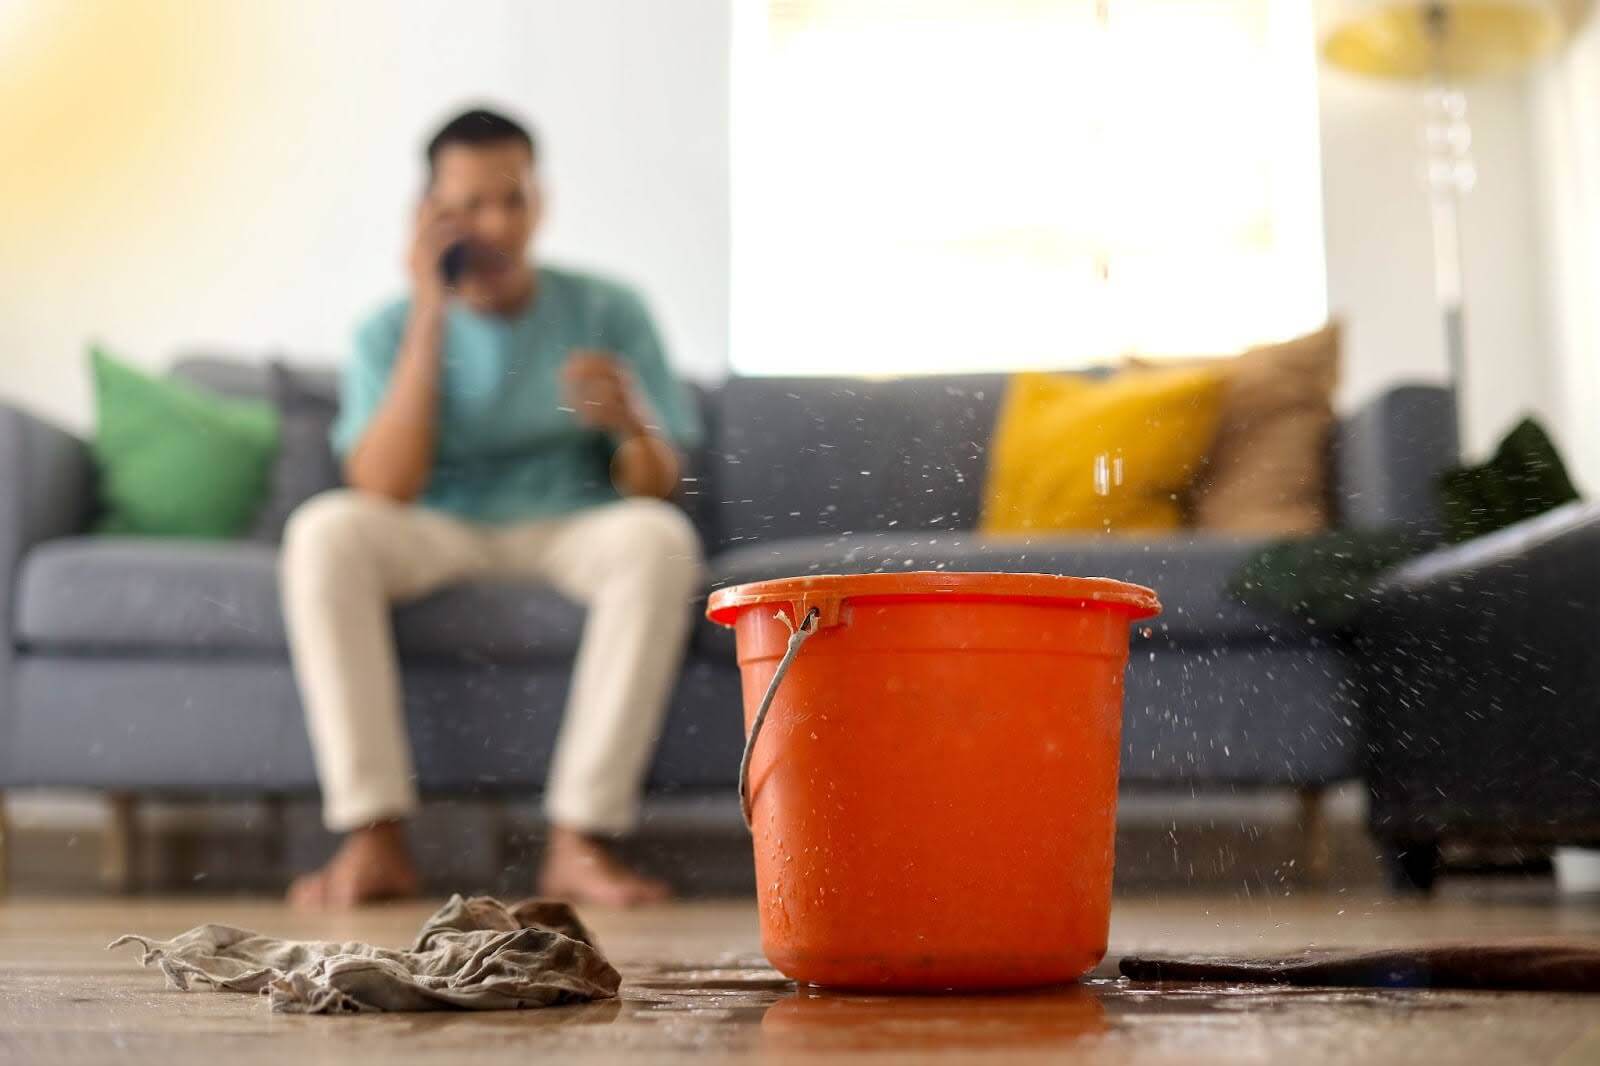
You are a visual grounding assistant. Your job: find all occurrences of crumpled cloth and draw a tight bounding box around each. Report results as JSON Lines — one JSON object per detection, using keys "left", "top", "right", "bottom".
{"left": 110, "top": 894, "right": 621, "bottom": 1013}
{"left": 1119, "top": 942, "right": 1600, "bottom": 993}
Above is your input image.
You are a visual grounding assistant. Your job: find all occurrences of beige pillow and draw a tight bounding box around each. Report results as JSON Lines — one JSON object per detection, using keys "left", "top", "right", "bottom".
{"left": 1129, "top": 323, "right": 1340, "bottom": 535}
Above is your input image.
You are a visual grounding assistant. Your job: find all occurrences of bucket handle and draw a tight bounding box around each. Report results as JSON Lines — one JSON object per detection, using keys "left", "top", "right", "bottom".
{"left": 738, "top": 606, "right": 821, "bottom": 830}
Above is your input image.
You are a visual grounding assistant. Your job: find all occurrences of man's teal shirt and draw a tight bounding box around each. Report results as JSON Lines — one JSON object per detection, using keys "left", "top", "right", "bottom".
{"left": 332, "top": 266, "right": 702, "bottom": 524}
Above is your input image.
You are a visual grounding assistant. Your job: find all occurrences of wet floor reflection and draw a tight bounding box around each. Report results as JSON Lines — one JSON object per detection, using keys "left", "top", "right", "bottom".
{"left": 15, "top": 898, "right": 1593, "bottom": 1063}
{"left": 351, "top": 960, "right": 1487, "bottom": 1057}
{"left": 616, "top": 959, "right": 1476, "bottom": 1054}
{"left": 760, "top": 984, "right": 1107, "bottom": 1052}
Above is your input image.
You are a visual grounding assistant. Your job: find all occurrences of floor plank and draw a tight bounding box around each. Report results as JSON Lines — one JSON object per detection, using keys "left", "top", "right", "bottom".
{"left": 2, "top": 893, "right": 1598, "bottom": 1064}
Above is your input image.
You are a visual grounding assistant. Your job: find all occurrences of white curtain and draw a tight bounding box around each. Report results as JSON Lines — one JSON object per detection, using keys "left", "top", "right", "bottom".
{"left": 732, "top": 0, "right": 1328, "bottom": 376}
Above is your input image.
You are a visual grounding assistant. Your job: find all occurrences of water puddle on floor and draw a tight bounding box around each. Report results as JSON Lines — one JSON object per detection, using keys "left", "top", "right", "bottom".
{"left": 612, "top": 960, "right": 1474, "bottom": 1054}
{"left": 324, "top": 958, "right": 1484, "bottom": 1058}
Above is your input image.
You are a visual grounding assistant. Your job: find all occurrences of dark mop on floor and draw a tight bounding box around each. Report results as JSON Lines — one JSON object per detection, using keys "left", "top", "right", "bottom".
{"left": 1120, "top": 942, "right": 1600, "bottom": 992}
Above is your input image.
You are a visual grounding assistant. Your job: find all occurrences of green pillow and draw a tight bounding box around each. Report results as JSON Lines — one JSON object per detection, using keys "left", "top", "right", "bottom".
{"left": 90, "top": 346, "right": 280, "bottom": 538}
{"left": 1437, "top": 417, "right": 1580, "bottom": 544}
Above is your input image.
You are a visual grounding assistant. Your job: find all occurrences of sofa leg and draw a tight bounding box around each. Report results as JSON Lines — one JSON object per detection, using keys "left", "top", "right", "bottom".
{"left": 0, "top": 791, "right": 10, "bottom": 897}
{"left": 262, "top": 794, "right": 289, "bottom": 880}
{"left": 1382, "top": 840, "right": 1441, "bottom": 896}
{"left": 100, "top": 792, "right": 142, "bottom": 895}
{"left": 491, "top": 802, "right": 520, "bottom": 890}
{"left": 1296, "top": 786, "right": 1332, "bottom": 883}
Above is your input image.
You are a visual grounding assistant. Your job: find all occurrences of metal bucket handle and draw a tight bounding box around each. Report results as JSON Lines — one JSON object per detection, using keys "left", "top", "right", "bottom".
{"left": 738, "top": 606, "right": 822, "bottom": 830}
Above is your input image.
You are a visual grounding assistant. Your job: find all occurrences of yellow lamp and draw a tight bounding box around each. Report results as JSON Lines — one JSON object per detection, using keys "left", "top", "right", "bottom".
{"left": 1319, "top": 0, "right": 1594, "bottom": 446}
{"left": 1323, "top": 0, "right": 1591, "bottom": 79}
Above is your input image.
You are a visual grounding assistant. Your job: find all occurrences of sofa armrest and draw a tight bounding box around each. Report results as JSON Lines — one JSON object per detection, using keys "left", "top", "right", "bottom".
{"left": 1333, "top": 384, "right": 1459, "bottom": 534}
{"left": 1362, "top": 501, "right": 1600, "bottom": 838}
{"left": 1377, "top": 499, "right": 1600, "bottom": 595}
{"left": 1, "top": 402, "right": 95, "bottom": 653}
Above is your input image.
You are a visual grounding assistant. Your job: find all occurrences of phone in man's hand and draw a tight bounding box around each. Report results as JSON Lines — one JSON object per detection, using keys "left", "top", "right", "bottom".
{"left": 439, "top": 240, "right": 471, "bottom": 285}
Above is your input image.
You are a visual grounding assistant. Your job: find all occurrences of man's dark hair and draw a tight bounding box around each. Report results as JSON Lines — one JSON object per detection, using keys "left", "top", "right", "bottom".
{"left": 426, "top": 108, "right": 537, "bottom": 177}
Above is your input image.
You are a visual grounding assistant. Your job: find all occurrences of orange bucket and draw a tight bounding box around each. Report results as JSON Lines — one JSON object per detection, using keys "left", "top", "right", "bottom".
{"left": 706, "top": 571, "right": 1160, "bottom": 991}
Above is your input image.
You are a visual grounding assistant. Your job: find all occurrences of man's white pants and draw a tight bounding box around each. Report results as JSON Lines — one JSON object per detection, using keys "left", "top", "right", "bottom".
{"left": 279, "top": 490, "right": 703, "bottom": 835}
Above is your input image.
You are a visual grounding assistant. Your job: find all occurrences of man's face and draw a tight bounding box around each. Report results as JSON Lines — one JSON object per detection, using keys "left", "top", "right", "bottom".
{"left": 429, "top": 141, "right": 542, "bottom": 299}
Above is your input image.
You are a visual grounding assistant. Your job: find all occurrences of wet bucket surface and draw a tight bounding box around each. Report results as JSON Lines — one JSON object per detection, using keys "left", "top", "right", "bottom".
{"left": 707, "top": 571, "right": 1161, "bottom": 991}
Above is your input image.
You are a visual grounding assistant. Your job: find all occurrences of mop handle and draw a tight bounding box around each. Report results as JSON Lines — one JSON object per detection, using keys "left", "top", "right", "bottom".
{"left": 738, "top": 606, "right": 821, "bottom": 830}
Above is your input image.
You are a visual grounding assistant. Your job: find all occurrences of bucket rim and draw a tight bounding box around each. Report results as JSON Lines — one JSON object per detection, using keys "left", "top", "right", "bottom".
{"left": 706, "top": 571, "right": 1160, "bottom": 626}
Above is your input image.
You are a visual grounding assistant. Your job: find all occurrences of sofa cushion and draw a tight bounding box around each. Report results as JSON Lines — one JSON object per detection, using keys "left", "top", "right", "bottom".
{"left": 90, "top": 348, "right": 280, "bottom": 539}
{"left": 1129, "top": 323, "right": 1341, "bottom": 535}
{"left": 707, "top": 374, "right": 1007, "bottom": 549}
{"left": 15, "top": 537, "right": 587, "bottom": 663}
{"left": 980, "top": 366, "right": 1227, "bottom": 533}
{"left": 677, "top": 382, "right": 721, "bottom": 549}
{"left": 172, "top": 354, "right": 722, "bottom": 552}
{"left": 697, "top": 531, "right": 1324, "bottom": 654}
{"left": 249, "top": 362, "right": 344, "bottom": 543}
{"left": 172, "top": 355, "right": 335, "bottom": 402}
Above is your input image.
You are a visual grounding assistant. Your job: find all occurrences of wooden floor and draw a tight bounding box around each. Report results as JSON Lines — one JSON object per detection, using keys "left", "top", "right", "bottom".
{"left": 3, "top": 892, "right": 1600, "bottom": 1065}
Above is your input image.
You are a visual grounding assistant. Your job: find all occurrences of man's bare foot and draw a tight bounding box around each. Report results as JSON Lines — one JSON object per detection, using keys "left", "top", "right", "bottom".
{"left": 537, "top": 825, "right": 672, "bottom": 908}
{"left": 287, "top": 821, "right": 421, "bottom": 909}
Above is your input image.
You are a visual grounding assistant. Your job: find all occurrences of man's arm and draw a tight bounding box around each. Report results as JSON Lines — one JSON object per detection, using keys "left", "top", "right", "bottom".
{"left": 343, "top": 297, "right": 445, "bottom": 500}
{"left": 577, "top": 287, "right": 702, "bottom": 501}
{"left": 610, "top": 422, "right": 681, "bottom": 500}
{"left": 563, "top": 352, "right": 680, "bottom": 500}
{"left": 342, "top": 200, "right": 462, "bottom": 501}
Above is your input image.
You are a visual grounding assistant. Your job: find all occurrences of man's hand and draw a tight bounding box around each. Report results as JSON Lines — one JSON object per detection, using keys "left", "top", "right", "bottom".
{"left": 563, "top": 350, "right": 680, "bottom": 498}
{"left": 408, "top": 197, "right": 465, "bottom": 308}
{"left": 563, "top": 351, "right": 649, "bottom": 437}
{"left": 343, "top": 200, "right": 457, "bottom": 501}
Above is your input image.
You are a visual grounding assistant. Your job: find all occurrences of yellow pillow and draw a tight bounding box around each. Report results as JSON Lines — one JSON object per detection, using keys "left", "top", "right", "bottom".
{"left": 980, "top": 366, "right": 1228, "bottom": 535}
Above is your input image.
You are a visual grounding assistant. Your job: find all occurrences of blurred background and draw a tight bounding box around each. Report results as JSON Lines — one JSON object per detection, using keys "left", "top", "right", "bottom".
{"left": 2, "top": 0, "right": 1594, "bottom": 476}
{"left": 1, "top": 0, "right": 1597, "bottom": 899}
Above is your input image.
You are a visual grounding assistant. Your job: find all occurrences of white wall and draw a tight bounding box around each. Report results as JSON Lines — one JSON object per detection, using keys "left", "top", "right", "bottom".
{"left": 0, "top": 0, "right": 730, "bottom": 430}
{"left": 1532, "top": 18, "right": 1600, "bottom": 493}
{"left": 0, "top": 0, "right": 1577, "bottom": 470}
{"left": 1318, "top": 68, "right": 1556, "bottom": 458}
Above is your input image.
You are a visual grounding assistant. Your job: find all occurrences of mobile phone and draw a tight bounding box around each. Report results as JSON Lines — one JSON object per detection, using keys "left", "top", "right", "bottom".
{"left": 439, "top": 240, "right": 471, "bottom": 285}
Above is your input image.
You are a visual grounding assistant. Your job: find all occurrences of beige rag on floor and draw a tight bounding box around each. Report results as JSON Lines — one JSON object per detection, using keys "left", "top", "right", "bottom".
{"left": 109, "top": 895, "right": 621, "bottom": 1013}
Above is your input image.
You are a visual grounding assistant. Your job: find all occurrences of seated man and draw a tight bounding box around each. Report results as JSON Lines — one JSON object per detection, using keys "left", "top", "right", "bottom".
{"left": 283, "top": 108, "right": 703, "bottom": 908}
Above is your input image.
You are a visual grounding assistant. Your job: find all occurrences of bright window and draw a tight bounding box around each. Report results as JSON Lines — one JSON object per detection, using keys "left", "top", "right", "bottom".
{"left": 731, "top": 0, "right": 1328, "bottom": 375}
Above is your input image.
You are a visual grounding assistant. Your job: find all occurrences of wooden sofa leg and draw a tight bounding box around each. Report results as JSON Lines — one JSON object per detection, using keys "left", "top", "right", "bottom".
{"left": 491, "top": 802, "right": 520, "bottom": 889}
{"left": 262, "top": 794, "right": 289, "bottom": 879}
{"left": 0, "top": 791, "right": 10, "bottom": 896}
{"left": 100, "top": 792, "right": 142, "bottom": 895}
{"left": 1296, "top": 786, "right": 1332, "bottom": 883}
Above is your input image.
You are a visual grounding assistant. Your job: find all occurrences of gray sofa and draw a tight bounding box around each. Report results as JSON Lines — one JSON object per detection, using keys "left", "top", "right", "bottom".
{"left": 1361, "top": 500, "right": 1600, "bottom": 892}
{"left": 0, "top": 359, "right": 1458, "bottom": 878}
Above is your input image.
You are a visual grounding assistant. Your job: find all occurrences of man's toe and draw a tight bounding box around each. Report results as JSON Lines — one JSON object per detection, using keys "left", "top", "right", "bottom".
{"left": 287, "top": 871, "right": 329, "bottom": 910}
